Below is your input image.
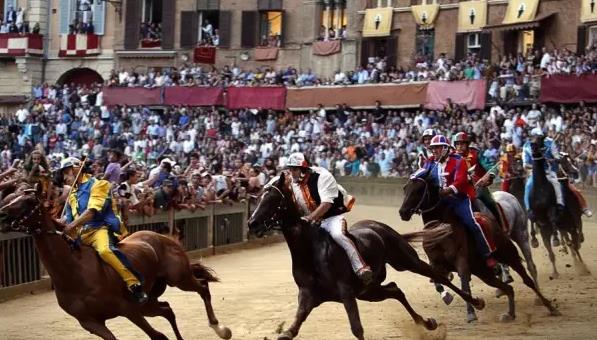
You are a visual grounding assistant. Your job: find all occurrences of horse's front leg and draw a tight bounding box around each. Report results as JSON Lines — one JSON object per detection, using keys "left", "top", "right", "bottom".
{"left": 341, "top": 294, "right": 365, "bottom": 340}
{"left": 78, "top": 319, "right": 117, "bottom": 340}
{"left": 456, "top": 257, "right": 477, "bottom": 323}
{"left": 278, "top": 288, "right": 318, "bottom": 340}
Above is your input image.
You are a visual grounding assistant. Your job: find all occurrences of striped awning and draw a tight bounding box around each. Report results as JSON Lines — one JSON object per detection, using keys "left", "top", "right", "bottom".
{"left": 483, "top": 12, "right": 556, "bottom": 32}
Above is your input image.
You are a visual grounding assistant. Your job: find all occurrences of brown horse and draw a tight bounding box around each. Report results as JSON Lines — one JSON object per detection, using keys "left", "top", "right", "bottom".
{"left": 0, "top": 186, "right": 232, "bottom": 340}
{"left": 399, "top": 171, "right": 560, "bottom": 323}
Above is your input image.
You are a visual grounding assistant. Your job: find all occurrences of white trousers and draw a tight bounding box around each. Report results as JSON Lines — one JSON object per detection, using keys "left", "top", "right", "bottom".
{"left": 546, "top": 172, "right": 565, "bottom": 206}
{"left": 320, "top": 214, "right": 367, "bottom": 273}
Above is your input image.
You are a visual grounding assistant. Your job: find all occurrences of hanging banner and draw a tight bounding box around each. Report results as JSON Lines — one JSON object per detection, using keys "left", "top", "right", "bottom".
{"left": 226, "top": 87, "right": 287, "bottom": 110}
{"left": 458, "top": 0, "right": 487, "bottom": 32}
{"left": 362, "top": 7, "right": 393, "bottom": 37}
{"left": 502, "top": 0, "right": 539, "bottom": 24}
{"left": 411, "top": 3, "right": 440, "bottom": 29}
{"left": 581, "top": 0, "right": 597, "bottom": 23}
{"left": 425, "top": 80, "right": 487, "bottom": 110}
{"left": 540, "top": 74, "right": 597, "bottom": 104}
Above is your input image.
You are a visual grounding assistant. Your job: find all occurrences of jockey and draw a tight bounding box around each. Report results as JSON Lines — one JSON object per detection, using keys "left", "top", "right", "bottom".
{"left": 452, "top": 132, "right": 505, "bottom": 231}
{"left": 60, "top": 157, "right": 148, "bottom": 304}
{"left": 558, "top": 152, "right": 593, "bottom": 218}
{"left": 417, "top": 128, "right": 438, "bottom": 168}
{"left": 424, "top": 135, "right": 497, "bottom": 268}
{"left": 499, "top": 144, "right": 522, "bottom": 192}
{"left": 522, "top": 130, "right": 565, "bottom": 216}
{"left": 285, "top": 152, "right": 373, "bottom": 284}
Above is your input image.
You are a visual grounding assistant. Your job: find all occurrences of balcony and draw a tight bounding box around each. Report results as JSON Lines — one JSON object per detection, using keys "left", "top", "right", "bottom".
{"left": 0, "top": 33, "right": 43, "bottom": 57}
{"left": 58, "top": 34, "right": 101, "bottom": 58}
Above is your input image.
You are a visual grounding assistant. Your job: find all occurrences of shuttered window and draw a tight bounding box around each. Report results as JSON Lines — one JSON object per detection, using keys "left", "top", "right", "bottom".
{"left": 577, "top": 25, "right": 587, "bottom": 56}
{"left": 218, "top": 10, "right": 231, "bottom": 48}
{"left": 180, "top": 11, "right": 198, "bottom": 48}
{"left": 59, "top": 0, "right": 72, "bottom": 34}
{"left": 480, "top": 31, "right": 492, "bottom": 62}
{"left": 161, "top": 0, "right": 175, "bottom": 49}
{"left": 93, "top": 1, "right": 106, "bottom": 35}
{"left": 241, "top": 11, "right": 258, "bottom": 48}
{"left": 197, "top": 0, "right": 220, "bottom": 10}
{"left": 454, "top": 33, "right": 465, "bottom": 62}
{"left": 124, "top": 0, "right": 141, "bottom": 50}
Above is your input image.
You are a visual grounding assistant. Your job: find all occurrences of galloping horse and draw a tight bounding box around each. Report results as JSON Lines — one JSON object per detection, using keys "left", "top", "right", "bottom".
{"left": 0, "top": 185, "right": 232, "bottom": 340}
{"left": 528, "top": 141, "right": 587, "bottom": 278}
{"left": 248, "top": 173, "right": 485, "bottom": 340}
{"left": 399, "top": 169, "right": 559, "bottom": 323}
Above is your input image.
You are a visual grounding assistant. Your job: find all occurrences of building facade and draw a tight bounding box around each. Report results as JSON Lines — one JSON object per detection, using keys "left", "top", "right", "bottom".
{"left": 1, "top": 0, "right": 596, "bottom": 113}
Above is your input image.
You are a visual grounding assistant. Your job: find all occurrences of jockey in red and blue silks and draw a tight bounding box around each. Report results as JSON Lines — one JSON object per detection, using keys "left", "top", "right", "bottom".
{"left": 423, "top": 135, "right": 497, "bottom": 268}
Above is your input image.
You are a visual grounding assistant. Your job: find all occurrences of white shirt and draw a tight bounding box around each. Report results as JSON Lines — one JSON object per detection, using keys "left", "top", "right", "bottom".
{"left": 290, "top": 166, "right": 338, "bottom": 216}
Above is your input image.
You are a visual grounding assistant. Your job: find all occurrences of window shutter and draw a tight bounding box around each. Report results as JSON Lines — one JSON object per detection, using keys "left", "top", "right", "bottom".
{"left": 480, "top": 31, "right": 492, "bottom": 62}
{"left": 454, "top": 33, "right": 465, "bottom": 62}
{"left": 59, "top": 0, "right": 72, "bottom": 34}
{"left": 162, "top": 0, "right": 176, "bottom": 49}
{"left": 386, "top": 36, "right": 398, "bottom": 67}
{"left": 577, "top": 25, "right": 587, "bottom": 56}
{"left": 93, "top": 1, "right": 106, "bottom": 35}
{"left": 279, "top": 11, "right": 287, "bottom": 47}
{"left": 5, "top": 0, "right": 16, "bottom": 19}
{"left": 360, "top": 39, "right": 373, "bottom": 67}
{"left": 218, "top": 10, "right": 232, "bottom": 48}
{"left": 241, "top": 11, "right": 258, "bottom": 48}
{"left": 180, "top": 11, "right": 198, "bottom": 48}
{"left": 124, "top": 0, "right": 141, "bottom": 50}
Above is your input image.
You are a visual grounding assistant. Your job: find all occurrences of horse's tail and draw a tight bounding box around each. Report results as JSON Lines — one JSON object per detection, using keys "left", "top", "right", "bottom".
{"left": 402, "top": 221, "right": 453, "bottom": 247}
{"left": 191, "top": 262, "right": 220, "bottom": 282}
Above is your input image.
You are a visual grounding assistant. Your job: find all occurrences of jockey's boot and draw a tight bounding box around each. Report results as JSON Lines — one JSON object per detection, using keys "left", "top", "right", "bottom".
{"left": 129, "top": 283, "right": 148, "bottom": 304}
{"left": 357, "top": 266, "right": 373, "bottom": 286}
{"left": 583, "top": 208, "right": 593, "bottom": 218}
{"left": 486, "top": 257, "right": 497, "bottom": 269}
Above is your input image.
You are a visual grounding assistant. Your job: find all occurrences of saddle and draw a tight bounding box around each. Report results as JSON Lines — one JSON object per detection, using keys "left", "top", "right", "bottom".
{"left": 473, "top": 212, "right": 498, "bottom": 253}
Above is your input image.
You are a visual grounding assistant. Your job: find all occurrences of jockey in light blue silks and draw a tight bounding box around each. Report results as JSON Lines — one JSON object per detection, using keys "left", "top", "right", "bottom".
{"left": 522, "top": 130, "right": 565, "bottom": 218}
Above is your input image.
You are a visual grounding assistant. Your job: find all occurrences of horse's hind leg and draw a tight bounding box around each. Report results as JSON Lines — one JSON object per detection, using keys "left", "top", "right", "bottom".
{"left": 514, "top": 233, "right": 539, "bottom": 287}
{"left": 78, "top": 320, "right": 117, "bottom": 340}
{"left": 360, "top": 282, "right": 438, "bottom": 331}
{"left": 142, "top": 300, "right": 184, "bottom": 340}
{"left": 177, "top": 275, "right": 232, "bottom": 339}
{"left": 126, "top": 313, "right": 168, "bottom": 340}
{"left": 279, "top": 288, "right": 318, "bottom": 340}
{"left": 507, "top": 256, "right": 561, "bottom": 316}
{"left": 458, "top": 272, "right": 477, "bottom": 323}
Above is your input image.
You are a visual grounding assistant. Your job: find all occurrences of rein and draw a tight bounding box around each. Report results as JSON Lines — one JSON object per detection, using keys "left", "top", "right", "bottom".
{"left": 409, "top": 177, "right": 440, "bottom": 215}
{"left": 6, "top": 194, "right": 69, "bottom": 239}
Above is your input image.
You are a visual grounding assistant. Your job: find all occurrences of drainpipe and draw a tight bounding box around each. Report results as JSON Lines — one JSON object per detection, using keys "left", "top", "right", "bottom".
{"left": 41, "top": 0, "right": 52, "bottom": 84}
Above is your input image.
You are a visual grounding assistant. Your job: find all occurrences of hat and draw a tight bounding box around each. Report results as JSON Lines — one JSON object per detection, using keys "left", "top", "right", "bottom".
{"left": 60, "top": 157, "right": 82, "bottom": 171}
{"left": 161, "top": 158, "right": 176, "bottom": 166}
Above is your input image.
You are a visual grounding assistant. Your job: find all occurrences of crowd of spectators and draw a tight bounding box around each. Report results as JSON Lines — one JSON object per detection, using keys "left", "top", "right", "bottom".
{"left": 0, "top": 6, "right": 39, "bottom": 34}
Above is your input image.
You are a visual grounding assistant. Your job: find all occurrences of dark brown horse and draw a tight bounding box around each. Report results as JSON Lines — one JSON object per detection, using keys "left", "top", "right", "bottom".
{"left": 0, "top": 186, "right": 231, "bottom": 340}
{"left": 247, "top": 173, "right": 485, "bottom": 340}
{"left": 398, "top": 170, "right": 560, "bottom": 323}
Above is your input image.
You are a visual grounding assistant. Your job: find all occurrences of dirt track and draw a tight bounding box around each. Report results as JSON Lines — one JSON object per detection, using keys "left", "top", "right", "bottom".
{"left": 1, "top": 198, "right": 597, "bottom": 340}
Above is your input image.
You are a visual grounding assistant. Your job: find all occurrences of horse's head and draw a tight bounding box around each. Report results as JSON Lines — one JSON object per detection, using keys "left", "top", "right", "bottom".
{"left": 248, "top": 172, "right": 293, "bottom": 237}
{"left": 0, "top": 183, "right": 45, "bottom": 234}
{"left": 399, "top": 168, "right": 439, "bottom": 221}
{"left": 558, "top": 152, "right": 579, "bottom": 179}
{"left": 530, "top": 135, "right": 546, "bottom": 159}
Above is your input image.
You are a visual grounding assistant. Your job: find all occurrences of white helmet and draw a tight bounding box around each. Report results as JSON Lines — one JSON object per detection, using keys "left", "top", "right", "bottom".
{"left": 60, "top": 157, "right": 82, "bottom": 171}
{"left": 530, "top": 128, "right": 544, "bottom": 137}
{"left": 286, "top": 152, "right": 309, "bottom": 168}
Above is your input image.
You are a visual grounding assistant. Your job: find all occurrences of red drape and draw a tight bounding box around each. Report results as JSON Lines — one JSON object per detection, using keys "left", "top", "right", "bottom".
{"left": 226, "top": 87, "right": 286, "bottom": 110}
{"left": 424, "top": 80, "right": 486, "bottom": 110}
{"left": 163, "top": 87, "right": 223, "bottom": 106}
{"left": 193, "top": 46, "right": 216, "bottom": 64}
{"left": 540, "top": 74, "right": 597, "bottom": 103}
{"left": 102, "top": 87, "right": 162, "bottom": 106}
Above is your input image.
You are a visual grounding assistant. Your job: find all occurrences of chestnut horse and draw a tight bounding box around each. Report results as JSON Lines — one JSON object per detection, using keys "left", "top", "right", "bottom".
{"left": 0, "top": 186, "right": 231, "bottom": 340}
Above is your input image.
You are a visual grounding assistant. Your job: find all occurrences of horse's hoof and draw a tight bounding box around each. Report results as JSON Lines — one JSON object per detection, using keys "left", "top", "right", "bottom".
{"left": 473, "top": 298, "right": 486, "bottom": 310}
{"left": 531, "top": 238, "right": 539, "bottom": 248}
{"left": 277, "top": 330, "right": 293, "bottom": 340}
{"left": 535, "top": 297, "right": 544, "bottom": 306}
{"left": 496, "top": 288, "right": 506, "bottom": 298}
{"left": 551, "top": 237, "right": 561, "bottom": 247}
{"left": 425, "top": 318, "right": 438, "bottom": 331}
{"left": 441, "top": 291, "right": 454, "bottom": 305}
{"left": 500, "top": 313, "right": 515, "bottom": 322}
{"left": 550, "top": 272, "right": 560, "bottom": 280}
{"left": 210, "top": 324, "right": 232, "bottom": 340}
{"left": 467, "top": 313, "right": 478, "bottom": 323}
{"left": 550, "top": 308, "right": 562, "bottom": 317}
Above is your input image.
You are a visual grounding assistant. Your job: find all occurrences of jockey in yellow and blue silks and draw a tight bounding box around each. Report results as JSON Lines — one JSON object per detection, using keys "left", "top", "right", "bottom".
{"left": 61, "top": 157, "right": 148, "bottom": 304}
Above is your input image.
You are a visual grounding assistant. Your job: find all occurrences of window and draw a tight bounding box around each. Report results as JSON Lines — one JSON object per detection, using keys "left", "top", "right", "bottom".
{"left": 59, "top": 0, "right": 106, "bottom": 35}
{"left": 467, "top": 32, "right": 481, "bottom": 53}
{"left": 319, "top": 0, "right": 347, "bottom": 41}
{"left": 259, "top": 11, "right": 283, "bottom": 47}
{"left": 415, "top": 27, "right": 434, "bottom": 61}
{"left": 589, "top": 25, "right": 597, "bottom": 49}
{"left": 197, "top": 11, "right": 220, "bottom": 46}
{"left": 140, "top": 0, "right": 163, "bottom": 47}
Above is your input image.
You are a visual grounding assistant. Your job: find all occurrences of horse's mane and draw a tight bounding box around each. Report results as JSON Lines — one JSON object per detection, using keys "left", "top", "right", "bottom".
{"left": 402, "top": 220, "right": 453, "bottom": 247}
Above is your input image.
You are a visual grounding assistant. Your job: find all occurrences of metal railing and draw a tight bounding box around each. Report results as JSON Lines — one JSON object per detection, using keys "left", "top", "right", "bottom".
{"left": 0, "top": 202, "right": 248, "bottom": 289}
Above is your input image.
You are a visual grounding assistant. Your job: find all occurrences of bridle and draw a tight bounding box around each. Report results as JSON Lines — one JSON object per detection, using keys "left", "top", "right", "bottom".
{"left": 253, "top": 185, "right": 289, "bottom": 231}
{"left": 3, "top": 193, "right": 63, "bottom": 237}
{"left": 408, "top": 177, "right": 440, "bottom": 215}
